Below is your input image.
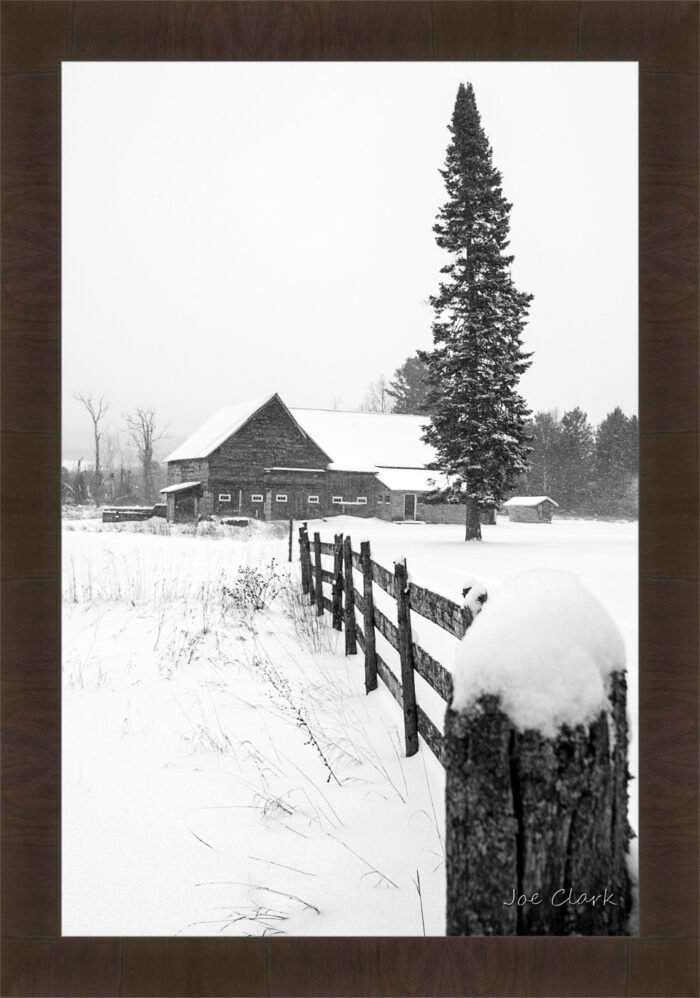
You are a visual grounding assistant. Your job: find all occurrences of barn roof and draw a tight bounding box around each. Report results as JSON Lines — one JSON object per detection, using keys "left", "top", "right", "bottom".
{"left": 160, "top": 481, "right": 202, "bottom": 494}
{"left": 165, "top": 396, "right": 439, "bottom": 479}
{"left": 503, "top": 496, "right": 559, "bottom": 508}
{"left": 164, "top": 395, "right": 285, "bottom": 463}
{"left": 290, "top": 407, "right": 435, "bottom": 474}
{"left": 374, "top": 467, "right": 449, "bottom": 492}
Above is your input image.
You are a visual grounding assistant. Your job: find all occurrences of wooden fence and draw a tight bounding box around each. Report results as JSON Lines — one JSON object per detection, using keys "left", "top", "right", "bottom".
{"left": 297, "top": 523, "right": 478, "bottom": 765}
{"left": 297, "top": 521, "right": 633, "bottom": 935}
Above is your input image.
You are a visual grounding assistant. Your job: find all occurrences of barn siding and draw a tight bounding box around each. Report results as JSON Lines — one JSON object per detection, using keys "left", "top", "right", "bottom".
{"left": 324, "top": 470, "right": 379, "bottom": 518}
{"left": 208, "top": 396, "right": 330, "bottom": 482}
{"left": 166, "top": 458, "right": 209, "bottom": 487}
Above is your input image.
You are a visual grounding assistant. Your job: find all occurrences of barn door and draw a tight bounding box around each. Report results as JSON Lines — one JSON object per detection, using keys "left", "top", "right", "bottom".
{"left": 404, "top": 494, "right": 417, "bottom": 521}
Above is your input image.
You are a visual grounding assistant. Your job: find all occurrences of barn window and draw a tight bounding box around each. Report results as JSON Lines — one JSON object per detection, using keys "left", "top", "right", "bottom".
{"left": 377, "top": 496, "right": 383, "bottom": 505}
{"left": 357, "top": 497, "right": 367, "bottom": 504}
{"left": 218, "top": 494, "right": 231, "bottom": 502}
{"left": 332, "top": 496, "right": 343, "bottom": 505}
{"left": 251, "top": 494, "right": 263, "bottom": 503}
{"left": 308, "top": 495, "right": 319, "bottom": 504}
{"left": 384, "top": 494, "right": 391, "bottom": 504}
{"left": 276, "top": 494, "right": 288, "bottom": 503}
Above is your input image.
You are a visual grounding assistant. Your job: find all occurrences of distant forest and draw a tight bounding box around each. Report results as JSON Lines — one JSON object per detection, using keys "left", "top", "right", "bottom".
{"left": 360, "top": 355, "right": 638, "bottom": 520}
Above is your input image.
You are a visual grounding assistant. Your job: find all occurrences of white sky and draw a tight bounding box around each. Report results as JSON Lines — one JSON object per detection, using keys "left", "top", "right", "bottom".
{"left": 62, "top": 62, "right": 637, "bottom": 458}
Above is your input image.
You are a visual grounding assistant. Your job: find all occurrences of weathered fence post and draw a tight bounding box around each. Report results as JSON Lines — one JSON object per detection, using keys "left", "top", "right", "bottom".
{"left": 394, "top": 558, "right": 418, "bottom": 757}
{"left": 331, "top": 533, "right": 344, "bottom": 630}
{"left": 360, "top": 541, "right": 377, "bottom": 693}
{"left": 304, "top": 529, "right": 314, "bottom": 606}
{"left": 313, "top": 532, "right": 324, "bottom": 616}
{"left": 288, "top": 517, "right": 293, "bottom": 562}
{"left": 445, "top": 576, "right": 632, "bottom": 936}
{"left": 343, "top": 536, "right": 357, "bottom": 655}
{"left": 298, "top": 526, "right": 309, "bottom": 595}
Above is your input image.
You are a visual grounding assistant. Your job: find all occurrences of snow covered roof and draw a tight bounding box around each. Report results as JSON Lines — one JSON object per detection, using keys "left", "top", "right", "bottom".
{"left": 374, "top": 467, "right": 449, "bottom": 493}
{"left": 160, "top": 481, "right": 202, "bottom": 494}
{"left": 290, "top": 408, "right": 435, "bottom": 474}
{"left": 503, "top": 496, "right": 559, "bottom": 508}
{"left": 164, "top": 395, "right": 277, "bottom": 462}
{"left": 165, "top": 395, "right": 440, "bottom": 480}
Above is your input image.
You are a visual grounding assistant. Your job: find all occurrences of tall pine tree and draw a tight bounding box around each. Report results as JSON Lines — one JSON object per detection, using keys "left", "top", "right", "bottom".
{"left": 422, "top": 83, "right": 533, "bottom": 539}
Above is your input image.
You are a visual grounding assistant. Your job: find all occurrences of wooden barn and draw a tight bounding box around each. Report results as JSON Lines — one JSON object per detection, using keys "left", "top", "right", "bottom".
{"left": 502, "top": 495, "right": 559, "bottom": 523}
{"left": 162, "top": 393, "right": 466, "bottom": 524}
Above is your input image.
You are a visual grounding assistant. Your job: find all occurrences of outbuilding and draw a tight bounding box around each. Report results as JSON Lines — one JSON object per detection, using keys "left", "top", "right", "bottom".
{"left": 502, "top": 496, "right": 559, "bottom": 523}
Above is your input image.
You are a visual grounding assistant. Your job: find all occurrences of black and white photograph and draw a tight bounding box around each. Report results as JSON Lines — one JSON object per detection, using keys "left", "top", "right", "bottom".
{"left": 61, "top": 61, "right": 638, "bottom": 937}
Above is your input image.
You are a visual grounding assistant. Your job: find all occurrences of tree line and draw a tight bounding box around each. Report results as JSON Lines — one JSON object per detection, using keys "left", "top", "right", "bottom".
{"left": 359, "top": 358, "right": 638, "bottom": 520}
{"left": 63, "top": 395, "right": 168, "bottom": 506}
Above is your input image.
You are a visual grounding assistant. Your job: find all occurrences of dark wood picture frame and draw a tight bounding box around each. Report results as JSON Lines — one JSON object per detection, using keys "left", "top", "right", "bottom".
{"left": 2, "top": 2, "right": 698, "bottom": 995}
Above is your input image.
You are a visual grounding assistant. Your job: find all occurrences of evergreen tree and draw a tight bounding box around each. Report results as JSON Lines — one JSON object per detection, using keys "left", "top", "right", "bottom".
{"left": 422, "top": 82, "right": 533, "bottom": 539}
{"left": 519, "top": 411, "right": 563, "bottom": 498}
{"left": 558, "top": 407, "right": 594, "bottom": 512}
{"left": 386, "top": 354, "right": 432, "bottom": 414}
{"left": 594, "top": 407, "right": 638, "bottom": 516}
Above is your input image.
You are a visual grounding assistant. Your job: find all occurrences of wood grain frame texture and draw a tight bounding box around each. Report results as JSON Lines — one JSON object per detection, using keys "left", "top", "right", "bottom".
{"left": 1, "top": 1, "right": 697, "bottom": 995}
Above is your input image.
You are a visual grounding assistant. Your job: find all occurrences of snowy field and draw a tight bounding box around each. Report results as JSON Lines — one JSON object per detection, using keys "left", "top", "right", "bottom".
{"left": 62, "top": 514, "right": 637, "bottom": 936}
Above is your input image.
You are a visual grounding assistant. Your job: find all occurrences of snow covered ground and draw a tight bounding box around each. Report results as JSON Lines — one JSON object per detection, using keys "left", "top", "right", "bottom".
{"left": 62, "top": 514, "right": 637, "bottom": 936}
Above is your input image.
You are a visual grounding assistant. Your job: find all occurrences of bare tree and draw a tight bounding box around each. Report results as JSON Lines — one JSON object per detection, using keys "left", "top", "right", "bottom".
{"left": 359, "top": 375, "right": 393, "bottom": 413}
{"left": 74, "top": 392, "right": 109, "bottom": 505}
{"left": 101, "top": 430, "right": 119, "bottom": 502}
{"left": 124, "top": 407, "right": 168, "bottom": 503}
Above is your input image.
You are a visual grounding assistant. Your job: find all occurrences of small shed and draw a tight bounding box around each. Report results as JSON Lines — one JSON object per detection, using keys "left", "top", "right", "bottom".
{"left": 160, "top": 481, "right": 203, "bottom": 522}
{"left": 502, "top": 496, "right": 559, "bottom": 523}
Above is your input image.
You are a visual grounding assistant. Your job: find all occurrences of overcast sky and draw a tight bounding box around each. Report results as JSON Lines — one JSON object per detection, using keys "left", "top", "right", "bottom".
{"left": 63, "top": 62, "right": 637, "bottom": 459}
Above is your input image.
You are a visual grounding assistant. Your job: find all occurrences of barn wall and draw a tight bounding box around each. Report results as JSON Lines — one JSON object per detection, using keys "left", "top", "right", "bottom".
{"left": 208, "top": 396, "right": 330, "bottom": 481}
{"left": 324, "top": 470, "right": 379, "bottom": 518}
{"left": 166, "top": 459, "right": 209, "bottom": 487}
{"left": 186, "top": 397, "right": 334, "bottom": 521}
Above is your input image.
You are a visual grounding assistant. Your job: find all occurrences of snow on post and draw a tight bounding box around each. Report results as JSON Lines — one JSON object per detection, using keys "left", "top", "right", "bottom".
{"left": 445, "top": 569, "right": 633, "bottom": 936}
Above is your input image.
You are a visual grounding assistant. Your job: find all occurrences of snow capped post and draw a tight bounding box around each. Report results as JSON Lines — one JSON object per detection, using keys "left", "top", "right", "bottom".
{"left": 445, "top": 570, "right": 633, "bottom": 935}
{"left": 394, "top": 557, "right": 418, "bottom": 757}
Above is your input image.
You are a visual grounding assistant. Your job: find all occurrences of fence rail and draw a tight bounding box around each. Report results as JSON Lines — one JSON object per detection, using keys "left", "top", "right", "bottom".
{"left": 298, "top": 523, "right": 479, "bottom": 764}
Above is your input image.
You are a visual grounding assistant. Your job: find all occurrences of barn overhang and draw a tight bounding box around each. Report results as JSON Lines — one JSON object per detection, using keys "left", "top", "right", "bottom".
{"left": 160, "top": 481, "right": 202, "bottom": 494}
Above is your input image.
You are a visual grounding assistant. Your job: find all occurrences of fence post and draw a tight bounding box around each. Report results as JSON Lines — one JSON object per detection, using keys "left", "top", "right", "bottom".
{"left": 298, "top": 526, "right": 309, "bottom": 595}
{"left": 331, "top": 533, "right": 344, "bottom": 630}
{"left": 394, "top": 558, "right": 418, "bottom": 757}
{"left": 445, "top": 653, "right": 632, "bottom": 934}
{"left": 288, "top": 517, "right": 293, "bottom": 562}
{"left": 343, "top": 536, "right": 357, "bottom": 655}
{"left": 313, "top": 532, "right": 324, "bottom": 616}
{"left": 304, "top": 528, "right": 315, "bottom": 606}
{"left": 360, "top": 541, "right": 377, "bottom": 693}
